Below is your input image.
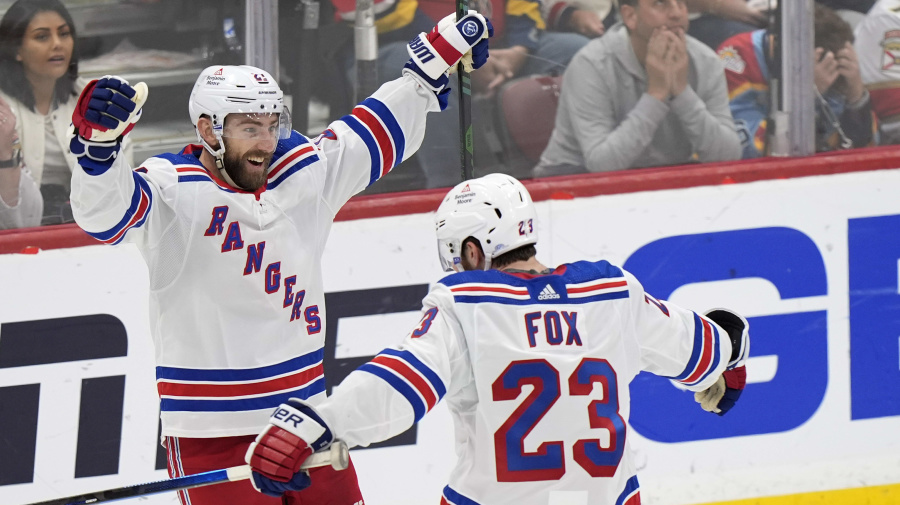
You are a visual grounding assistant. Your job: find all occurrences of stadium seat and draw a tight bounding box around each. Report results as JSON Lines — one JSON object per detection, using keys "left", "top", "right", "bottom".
{"left": 493, "top": 75, "right": 562, "bottom": 177}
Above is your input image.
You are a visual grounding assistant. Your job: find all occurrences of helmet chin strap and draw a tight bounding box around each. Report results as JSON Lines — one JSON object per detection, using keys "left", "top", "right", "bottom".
{"left": 197, "top": 129, "right": 248, "bottom": 190}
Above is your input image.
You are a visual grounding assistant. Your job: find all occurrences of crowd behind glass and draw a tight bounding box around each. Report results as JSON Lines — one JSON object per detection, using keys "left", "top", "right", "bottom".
{"left": 0, "top": 0, "right": 894, "bottom": 230}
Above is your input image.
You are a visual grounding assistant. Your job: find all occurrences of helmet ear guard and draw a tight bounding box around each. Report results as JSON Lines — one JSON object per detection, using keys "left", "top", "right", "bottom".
{"left": 434, "top": 173, "right": 537, "bottom": 272}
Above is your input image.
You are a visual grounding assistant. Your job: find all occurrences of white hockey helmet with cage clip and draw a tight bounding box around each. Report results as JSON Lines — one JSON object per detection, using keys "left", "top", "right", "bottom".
{"left": 188, "top": 65, "right": 291, "bottom": 167}
{"left": 434, "top": 173, "right": 538, "bottom": 272}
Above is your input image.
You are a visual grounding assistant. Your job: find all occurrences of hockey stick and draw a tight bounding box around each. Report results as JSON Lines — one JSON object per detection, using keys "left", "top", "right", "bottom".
{"left": 456, "top": 0, "right": 475, "bottom": 181}
{"left": 24, "top": 440, "right": 350, "bottom": 505}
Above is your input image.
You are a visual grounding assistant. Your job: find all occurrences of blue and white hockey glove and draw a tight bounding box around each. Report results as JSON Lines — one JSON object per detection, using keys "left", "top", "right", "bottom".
{"left": 695, "top": 309, "right": 750, "bottom": 416}
{"left": 403, "top": 11, "right": 493, "bottom": 109}
{"left": 70, "top": 76, "right": 147, "bottom": 174}
{"left": 245, "top": 399, "right": 334, "bottom": 497}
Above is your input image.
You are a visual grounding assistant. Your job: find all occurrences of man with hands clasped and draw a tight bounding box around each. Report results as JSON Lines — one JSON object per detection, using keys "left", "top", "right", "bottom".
{"left": 535, "top": 0, "right": 740, "bottom": 175}
{"left": 644, "top": 24, "right": 690, "bottom": 102}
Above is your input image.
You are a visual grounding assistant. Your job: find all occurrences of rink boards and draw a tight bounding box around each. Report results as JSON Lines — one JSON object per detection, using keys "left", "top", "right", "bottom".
{"left": 1, "top": 165, "right": 899, "bottom": 505}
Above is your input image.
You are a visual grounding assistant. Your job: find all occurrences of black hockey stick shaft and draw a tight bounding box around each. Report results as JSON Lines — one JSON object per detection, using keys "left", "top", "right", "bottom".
{"left": 456, "top": 0, "right": 475, "bottom": 181}
{"left": 24, "top": 440, "right": 350, "bottom": 505}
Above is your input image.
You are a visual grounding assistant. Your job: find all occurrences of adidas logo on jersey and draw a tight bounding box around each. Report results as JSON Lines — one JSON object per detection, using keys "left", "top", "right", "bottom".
{"left": 538, "top": 284, "right": 560, "bottom": 300}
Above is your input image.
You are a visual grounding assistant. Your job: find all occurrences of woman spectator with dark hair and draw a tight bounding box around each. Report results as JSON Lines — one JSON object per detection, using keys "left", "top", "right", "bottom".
{"left": 0, "top": 0, "right": 131, "bottom": 228}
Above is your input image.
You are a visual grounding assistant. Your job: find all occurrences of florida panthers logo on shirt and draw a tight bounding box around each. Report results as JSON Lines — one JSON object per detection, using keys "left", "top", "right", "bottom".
{"left": 718, "top": 46, "right": 746, "bottom": 74}
{"left": 881, "top": 30, "right": 900, "bottom": 70}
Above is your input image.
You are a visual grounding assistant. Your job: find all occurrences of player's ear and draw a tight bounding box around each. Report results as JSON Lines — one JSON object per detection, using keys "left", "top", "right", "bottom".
{"left": 463, "top": 240, "right": 486, "bottom": 271}
{"left": 196, "top": 116, "right": 220, "bottom": 149}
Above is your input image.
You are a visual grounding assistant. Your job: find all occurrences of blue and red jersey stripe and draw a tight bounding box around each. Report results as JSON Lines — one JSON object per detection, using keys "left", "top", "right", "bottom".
{"left": 441, "top": 485, "right": 481, "bottom": 505}
{"left": 339, "top": 97, "right": 405, "bottom": 186}
{"left": 175, "top": 165, "right": 238, "bottom": 193}
{"left": 359, "top": 348, "right": 445, "bottom": 422}
{"left": 155, "top": 349, "right": 325, "bottom": 413}
{"left": 616, "top": 475, "right": 641, "bottom": 505}
{"left": 671, "top": 313, "right": 722, "bottom": 387}
{"left": 266, "top": 142, "right": 318, "bottom": 189}
{"left": 84, "top": 170, "right": 153, "bottom": 245}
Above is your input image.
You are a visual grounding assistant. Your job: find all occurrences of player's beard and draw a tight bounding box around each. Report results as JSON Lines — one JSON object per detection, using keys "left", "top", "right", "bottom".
{"left": 221, "top": 145, "right": 273, "bottom": 191}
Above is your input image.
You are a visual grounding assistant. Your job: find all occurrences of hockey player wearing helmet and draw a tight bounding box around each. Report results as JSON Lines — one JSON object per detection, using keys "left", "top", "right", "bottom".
{"left": 186, "top": 65, "right": 293, "bottom": 191}
{"left": 246, "top": 174, "right": 751, "bottom": 504}
{"left": 66, "top": 11, "right": 492, "bottom": 505}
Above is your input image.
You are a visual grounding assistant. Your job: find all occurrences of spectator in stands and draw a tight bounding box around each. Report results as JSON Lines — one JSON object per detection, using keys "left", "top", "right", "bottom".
{"left": 543, "top": 0, "right": 768, "bottom": 48}
{"left": 335, "top": 0, "right": 590, "bottom": 188}
{"left": 853, "top": 0, "right": 900, "bottom": 144}
{"left": 332, "top": 0, "right": 436, "bottom": 86}
{"left": 818, "top": 0, "right": 876, "bottom": 28}
{"left": 455, "top": 0, "right": 589, "bottom": 94}
{"left": 542, "top": 0, "right": 614, "bottom": 39}
{"left": 819, "top": 0, "right": 875, "bottom": 12}
{"left": 0, "top": 87, "right": 40, "bottom": 229}
{"left": 718, "top": 3, "right": 878, "bottom": 158}
{"left": 535, "top": 0, "right": 741, "bottom": 176}
{"left": 0, "top": 0, "right": 132, "bottom": 227}
{"left": 685, "top": 0, "right": 768, "bottom": 50}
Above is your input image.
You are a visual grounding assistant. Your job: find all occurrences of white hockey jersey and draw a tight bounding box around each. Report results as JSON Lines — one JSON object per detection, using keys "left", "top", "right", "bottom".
{"left": 855, "top": 0, "right": 900, "bottom": 142}
{"left": 317, "top": 261, "right": 733, "bottom": 505}
{"left": 70, "top": 76, "right": 439, "bottom": 438}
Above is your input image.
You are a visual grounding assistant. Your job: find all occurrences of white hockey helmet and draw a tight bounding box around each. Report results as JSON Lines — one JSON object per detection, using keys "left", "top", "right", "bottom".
{"left": 188, "top": 65, "right": 291, "bottom": 163}
{"left": 434, "top": 173, "right": 538, "bottom": 272}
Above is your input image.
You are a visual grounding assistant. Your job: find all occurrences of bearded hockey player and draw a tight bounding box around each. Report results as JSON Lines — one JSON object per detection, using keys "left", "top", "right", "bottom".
{"left": 67, "top": 11, "right": 492, "bottom": 505}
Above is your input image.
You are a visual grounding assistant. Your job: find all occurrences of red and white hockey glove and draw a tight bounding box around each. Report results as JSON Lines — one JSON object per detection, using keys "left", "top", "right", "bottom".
{"left": 403, "top": 11, "right": 492, "bottom": 109}
{"left": 695, "top": 309, "right": 750, "bottom": 415}
{"left": 409, "top": 11, "right": 492, "bottom": 77}
{"left": 69, "top": 76, "right": 147, "bottom": 174}
{"left": 245, "top": 399, "right": 333, "bottom": 497}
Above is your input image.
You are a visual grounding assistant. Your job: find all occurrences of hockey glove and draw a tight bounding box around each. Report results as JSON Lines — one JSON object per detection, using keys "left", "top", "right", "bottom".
{"left": 403, "top": 12, "right": 492, "bottom": 110}
{"left": 407, "top": 11, "right": 492, "bottom": 79}
{"left": 695, "top": 309, "right": 750, "bottom": 415}
{"left": 70, "top": 76, "right": 148, "bottom": 174}
{"left": 245, "top": 399, "right": 334, "bottom": 497}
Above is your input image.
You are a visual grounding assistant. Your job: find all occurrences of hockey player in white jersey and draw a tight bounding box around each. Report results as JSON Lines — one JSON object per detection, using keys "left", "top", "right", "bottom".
{"left": 66, "top": 11, "right": 492, "bottom": 505}
{"left": 245, "top": 173, "right": 750, "bottom": 504}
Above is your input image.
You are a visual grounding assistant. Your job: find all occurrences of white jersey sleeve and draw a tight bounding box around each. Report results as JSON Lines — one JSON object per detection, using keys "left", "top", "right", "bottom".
{"left": 312, "top": 74, "right": 442, "bottom": 212}
{"left": 316, "top": 283, "right": 464, "bottom": 448}
{"left": 626, "top": 271, "right": 733, "bottom": 392}
{"left": 70, "top": 149, "right": 177, "bottom": 251}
